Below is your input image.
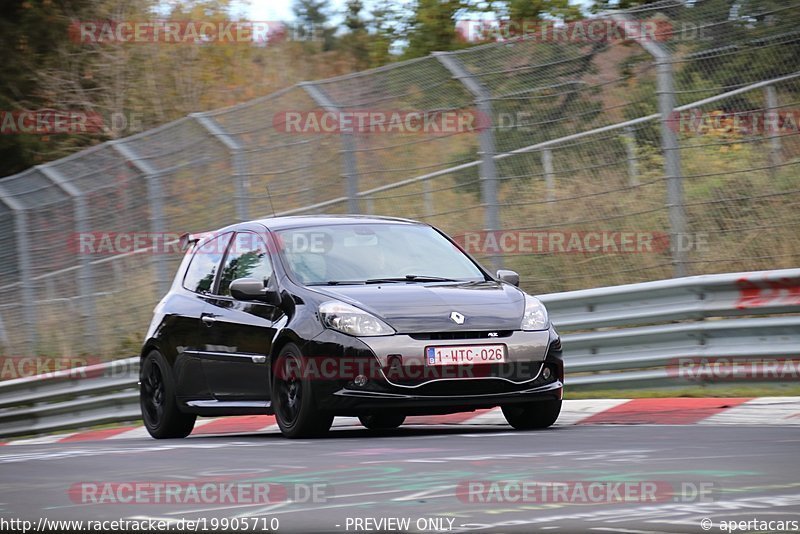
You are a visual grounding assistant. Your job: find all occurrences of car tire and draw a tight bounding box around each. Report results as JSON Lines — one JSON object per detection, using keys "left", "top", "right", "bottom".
{"left": 140, "top": 350, "right": 196, "bottom": 439}
{"left": 502, "top": 399, "right": 561, "bottom": 430}
{"left": 359, "top": 414, "right": 406, "bottom": 430}
{"left": 272, "top": 343, "right": 334, "bottom": 439}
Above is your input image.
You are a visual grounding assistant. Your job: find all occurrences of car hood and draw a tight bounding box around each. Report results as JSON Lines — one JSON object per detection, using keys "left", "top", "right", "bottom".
{"left": 310, "top": 281, "right": 525, "bottom": 333}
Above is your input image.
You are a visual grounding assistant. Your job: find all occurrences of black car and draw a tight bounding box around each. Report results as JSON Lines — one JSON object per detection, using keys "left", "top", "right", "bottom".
{"left": 139, "top": 216, "right": 563, "bottom": 438}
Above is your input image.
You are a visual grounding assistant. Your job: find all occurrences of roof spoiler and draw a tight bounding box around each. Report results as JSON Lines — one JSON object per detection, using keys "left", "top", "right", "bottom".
{"left": 178, "top": 232, "right": 211, "bottom": 251}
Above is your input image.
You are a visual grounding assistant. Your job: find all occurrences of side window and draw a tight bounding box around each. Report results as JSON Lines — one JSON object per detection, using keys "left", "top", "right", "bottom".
{"left": 182, "top": 233, "right": 232, "bottom": 294}
{"left": 218, "top": 232, "right": 274, "bottom": 297}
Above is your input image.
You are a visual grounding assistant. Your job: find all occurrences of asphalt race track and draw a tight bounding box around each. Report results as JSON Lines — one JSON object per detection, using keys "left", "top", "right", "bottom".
{"left": 1, "top": 423, "right": 799, "bottom": 533}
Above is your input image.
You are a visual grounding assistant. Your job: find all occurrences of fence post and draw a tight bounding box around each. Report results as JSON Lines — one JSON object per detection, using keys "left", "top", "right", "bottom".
{"left": 192, "top": 113, "right": 249, "bottom": 221}
{"left": 623, "top": 126, "right": 640, "bottom": 186}
{"left": 423, "top": 179, "right": 434, "bottom": 219}
{"left": 764, "top": 85, "right": 782, "bottom": 176}
{"left": 612, "top": 14, "right": 686, "bottom": 277}
{"left": 541, "top": 148, "right": 556, "bottom": 201}
{"left": 301, "top": 82, "right": 360, "bottom": 214}
{"left": 435, "top": 51, "right": 502, "bottom": 272}
{"left": 657, "top": 54, "right": 688, "bottom": 278}
{"left": 0, "top": 187, "right": 37, "bottom": 349}
{"left": 110, "top": 141, "right": 171, "bottom": 297}
{"left": 36, "top": 164, "right": 97, "bottom": 352}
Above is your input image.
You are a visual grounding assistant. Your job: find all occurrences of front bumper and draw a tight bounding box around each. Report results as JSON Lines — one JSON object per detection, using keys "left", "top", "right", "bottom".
{"left": 330, "top": 380, "right": 562, "bottom": 413}
{"left": 303, "top": 327, "right": 563, "bottom": 416}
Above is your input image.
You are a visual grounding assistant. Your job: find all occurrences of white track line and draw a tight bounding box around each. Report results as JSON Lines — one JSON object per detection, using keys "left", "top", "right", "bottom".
{"left": 7, "top": 434, "right": 76, "bottom": 446}
{"left": 110, "top": 417, "right": 220, "bottom": 440}
{"left": 332, "top": 417, "right": 362, "bottom": 428}
{"left": 459, "top": 407, "right": 505, "bottom": 425}
{"left": 699, "top": 396, "right": 800, "bottom": 425}
{"left": 453, "top": 399, "right": 633, "bottom": 427}
{"left": 556, "top": 398, "right": 632, "bottom": 425}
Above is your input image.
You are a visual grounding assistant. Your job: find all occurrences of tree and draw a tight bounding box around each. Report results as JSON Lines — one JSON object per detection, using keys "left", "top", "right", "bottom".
{"left": 340, "top": 0, "right": 371, "bottom": 68}
{"left": 292, "top": 0, "right": 336, "bottom": 49}
{"left": 0, "top": 0, "right": 365, "bottom": 178}
{"left": 0, "top": 0, "right": 98, "bottom": 175}
{"left": 293, "top": 0, "right": 330, "bottom": 25}
{"left": 507, "top": 0, "right": 582, "bottom": 20}
{"left": 345, "top": 0, "right": 367, "bottom": 32}
{"left": 675, "top": 0, "right": 800, "bottom": 98}
{"left": 589, "top": 0, "right": 660, "bottom": 13}
{"left": 404, "top": 0, "right": 471, "bottom": 59}
{"left": 367, "top": 0, "right": 401, "bottom": 65}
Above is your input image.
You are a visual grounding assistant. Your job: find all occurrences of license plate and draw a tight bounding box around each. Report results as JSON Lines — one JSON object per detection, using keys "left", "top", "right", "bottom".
{"left": 425, "top": 344, "right": 507, "bottom": 366}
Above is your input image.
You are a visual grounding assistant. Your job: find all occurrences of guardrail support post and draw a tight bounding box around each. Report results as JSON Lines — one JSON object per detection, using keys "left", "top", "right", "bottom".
{"left": 192, "top": 114, "right": 249, "bottom": 221}
{"left": 613, "top": 14, "right": 686, "bottom": 278}
{"left": 435, "top": 52, "right": 502, "bottom": 271}
{"left": 37, "top": 165, "right": 97, "bottom": 352}
{"left": 301, "top": 82, "right": 360, "bottom": 214}
{"left": 111, "top": 141, "right": 171, "bottom": 298}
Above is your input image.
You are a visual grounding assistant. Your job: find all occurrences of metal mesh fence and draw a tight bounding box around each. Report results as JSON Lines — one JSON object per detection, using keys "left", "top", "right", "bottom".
{"left": 313, "top": 56, "right": 478, "bottom": 201}
{"left": 0, "top": 0, "right": 798, "bottom": 357}
{"left": 206, "top": 86, "right": 342, "bottom": 217}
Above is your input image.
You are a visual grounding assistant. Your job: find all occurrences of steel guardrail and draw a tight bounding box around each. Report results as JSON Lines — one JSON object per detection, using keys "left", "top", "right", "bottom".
{"left": 0, "top": 268, "right": 797, "bottom": 438}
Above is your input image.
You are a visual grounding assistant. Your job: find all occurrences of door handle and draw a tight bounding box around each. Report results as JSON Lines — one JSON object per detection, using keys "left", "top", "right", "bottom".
{"left": 201, "top": 313, "right": 218, "bottom": 326}
{"left": 251, "top": 355, "right": 267, "bottom": 364}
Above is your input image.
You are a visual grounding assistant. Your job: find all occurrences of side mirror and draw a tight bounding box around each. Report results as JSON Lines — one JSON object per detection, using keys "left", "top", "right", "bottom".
{"left": 229, "top": 277, "right": 281, "bottom": 305}
{"left": 496, "top": 269, "right": 520, "bottom": 287}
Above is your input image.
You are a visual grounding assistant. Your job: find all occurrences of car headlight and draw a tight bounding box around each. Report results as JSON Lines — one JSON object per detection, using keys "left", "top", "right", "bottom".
{"left": 521, "top": 295, "right": 549, "bottom": 331}
{"left": 319, "top": 301, "right": 395, "bottom": 337}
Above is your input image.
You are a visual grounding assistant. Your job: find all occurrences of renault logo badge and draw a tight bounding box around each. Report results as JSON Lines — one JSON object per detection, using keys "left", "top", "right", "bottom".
{"left": 450, "top": 311, "right": 465, "bottom": 325}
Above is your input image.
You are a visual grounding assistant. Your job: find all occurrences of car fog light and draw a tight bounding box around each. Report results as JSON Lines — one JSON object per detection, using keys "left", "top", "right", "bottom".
{"left": 354, "top": 374, "right": 368, "bottom": 387}
{"left": 542, "top": 367, "right": 551, "bottom": 380}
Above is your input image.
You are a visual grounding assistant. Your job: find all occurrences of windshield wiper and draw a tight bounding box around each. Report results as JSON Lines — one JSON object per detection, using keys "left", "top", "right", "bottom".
{"left": 310, "top": 275, "right": 461, "bottom": 286}
{"left": 364, "top": 275, "right": 458, "bottom": 284}
{"left": 308, "top": 280, "right": 366, "bottom": 286}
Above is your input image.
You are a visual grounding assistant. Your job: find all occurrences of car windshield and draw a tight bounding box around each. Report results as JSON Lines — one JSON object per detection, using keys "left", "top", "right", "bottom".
{"left": 275, "top": 223, "right": 486, "bottom": 285}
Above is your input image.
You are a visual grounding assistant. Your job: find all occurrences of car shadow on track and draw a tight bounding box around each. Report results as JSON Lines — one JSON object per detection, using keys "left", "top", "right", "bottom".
{"left": 187, "top": 424, "right": 569, "bottom": 441}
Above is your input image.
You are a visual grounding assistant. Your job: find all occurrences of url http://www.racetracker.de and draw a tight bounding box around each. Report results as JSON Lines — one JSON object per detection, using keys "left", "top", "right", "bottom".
{"left": 0, "top": 517, "right": 281, "bottom": 533}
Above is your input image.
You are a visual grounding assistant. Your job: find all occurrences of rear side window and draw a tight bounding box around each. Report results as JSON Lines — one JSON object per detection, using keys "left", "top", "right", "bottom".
{"left": 218, "top": 232, "right": 274, "bottom": 297}
{"left": 183, "top": 233, "right": 232, "bottom": 294}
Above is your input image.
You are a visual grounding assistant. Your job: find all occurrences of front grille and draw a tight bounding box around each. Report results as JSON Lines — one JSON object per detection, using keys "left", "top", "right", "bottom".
{"left": 382, "top": 361, "right": 544, "bottom": 389}
{"left": 409, "top": 330, "right": 513, "bottom": 341}
{"left": 409, "top": 371, "right": 546, "bottom": 396}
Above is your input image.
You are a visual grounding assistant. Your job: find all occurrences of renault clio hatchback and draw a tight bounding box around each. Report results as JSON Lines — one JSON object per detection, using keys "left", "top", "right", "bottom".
{"left": 139, "top": 216, "right": 563, "bottom": 438}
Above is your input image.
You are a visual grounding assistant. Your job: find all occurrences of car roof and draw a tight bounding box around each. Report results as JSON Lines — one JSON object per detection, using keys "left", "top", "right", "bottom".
{"left": 251, "top": 214, "right": 423, "bottom": 231}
